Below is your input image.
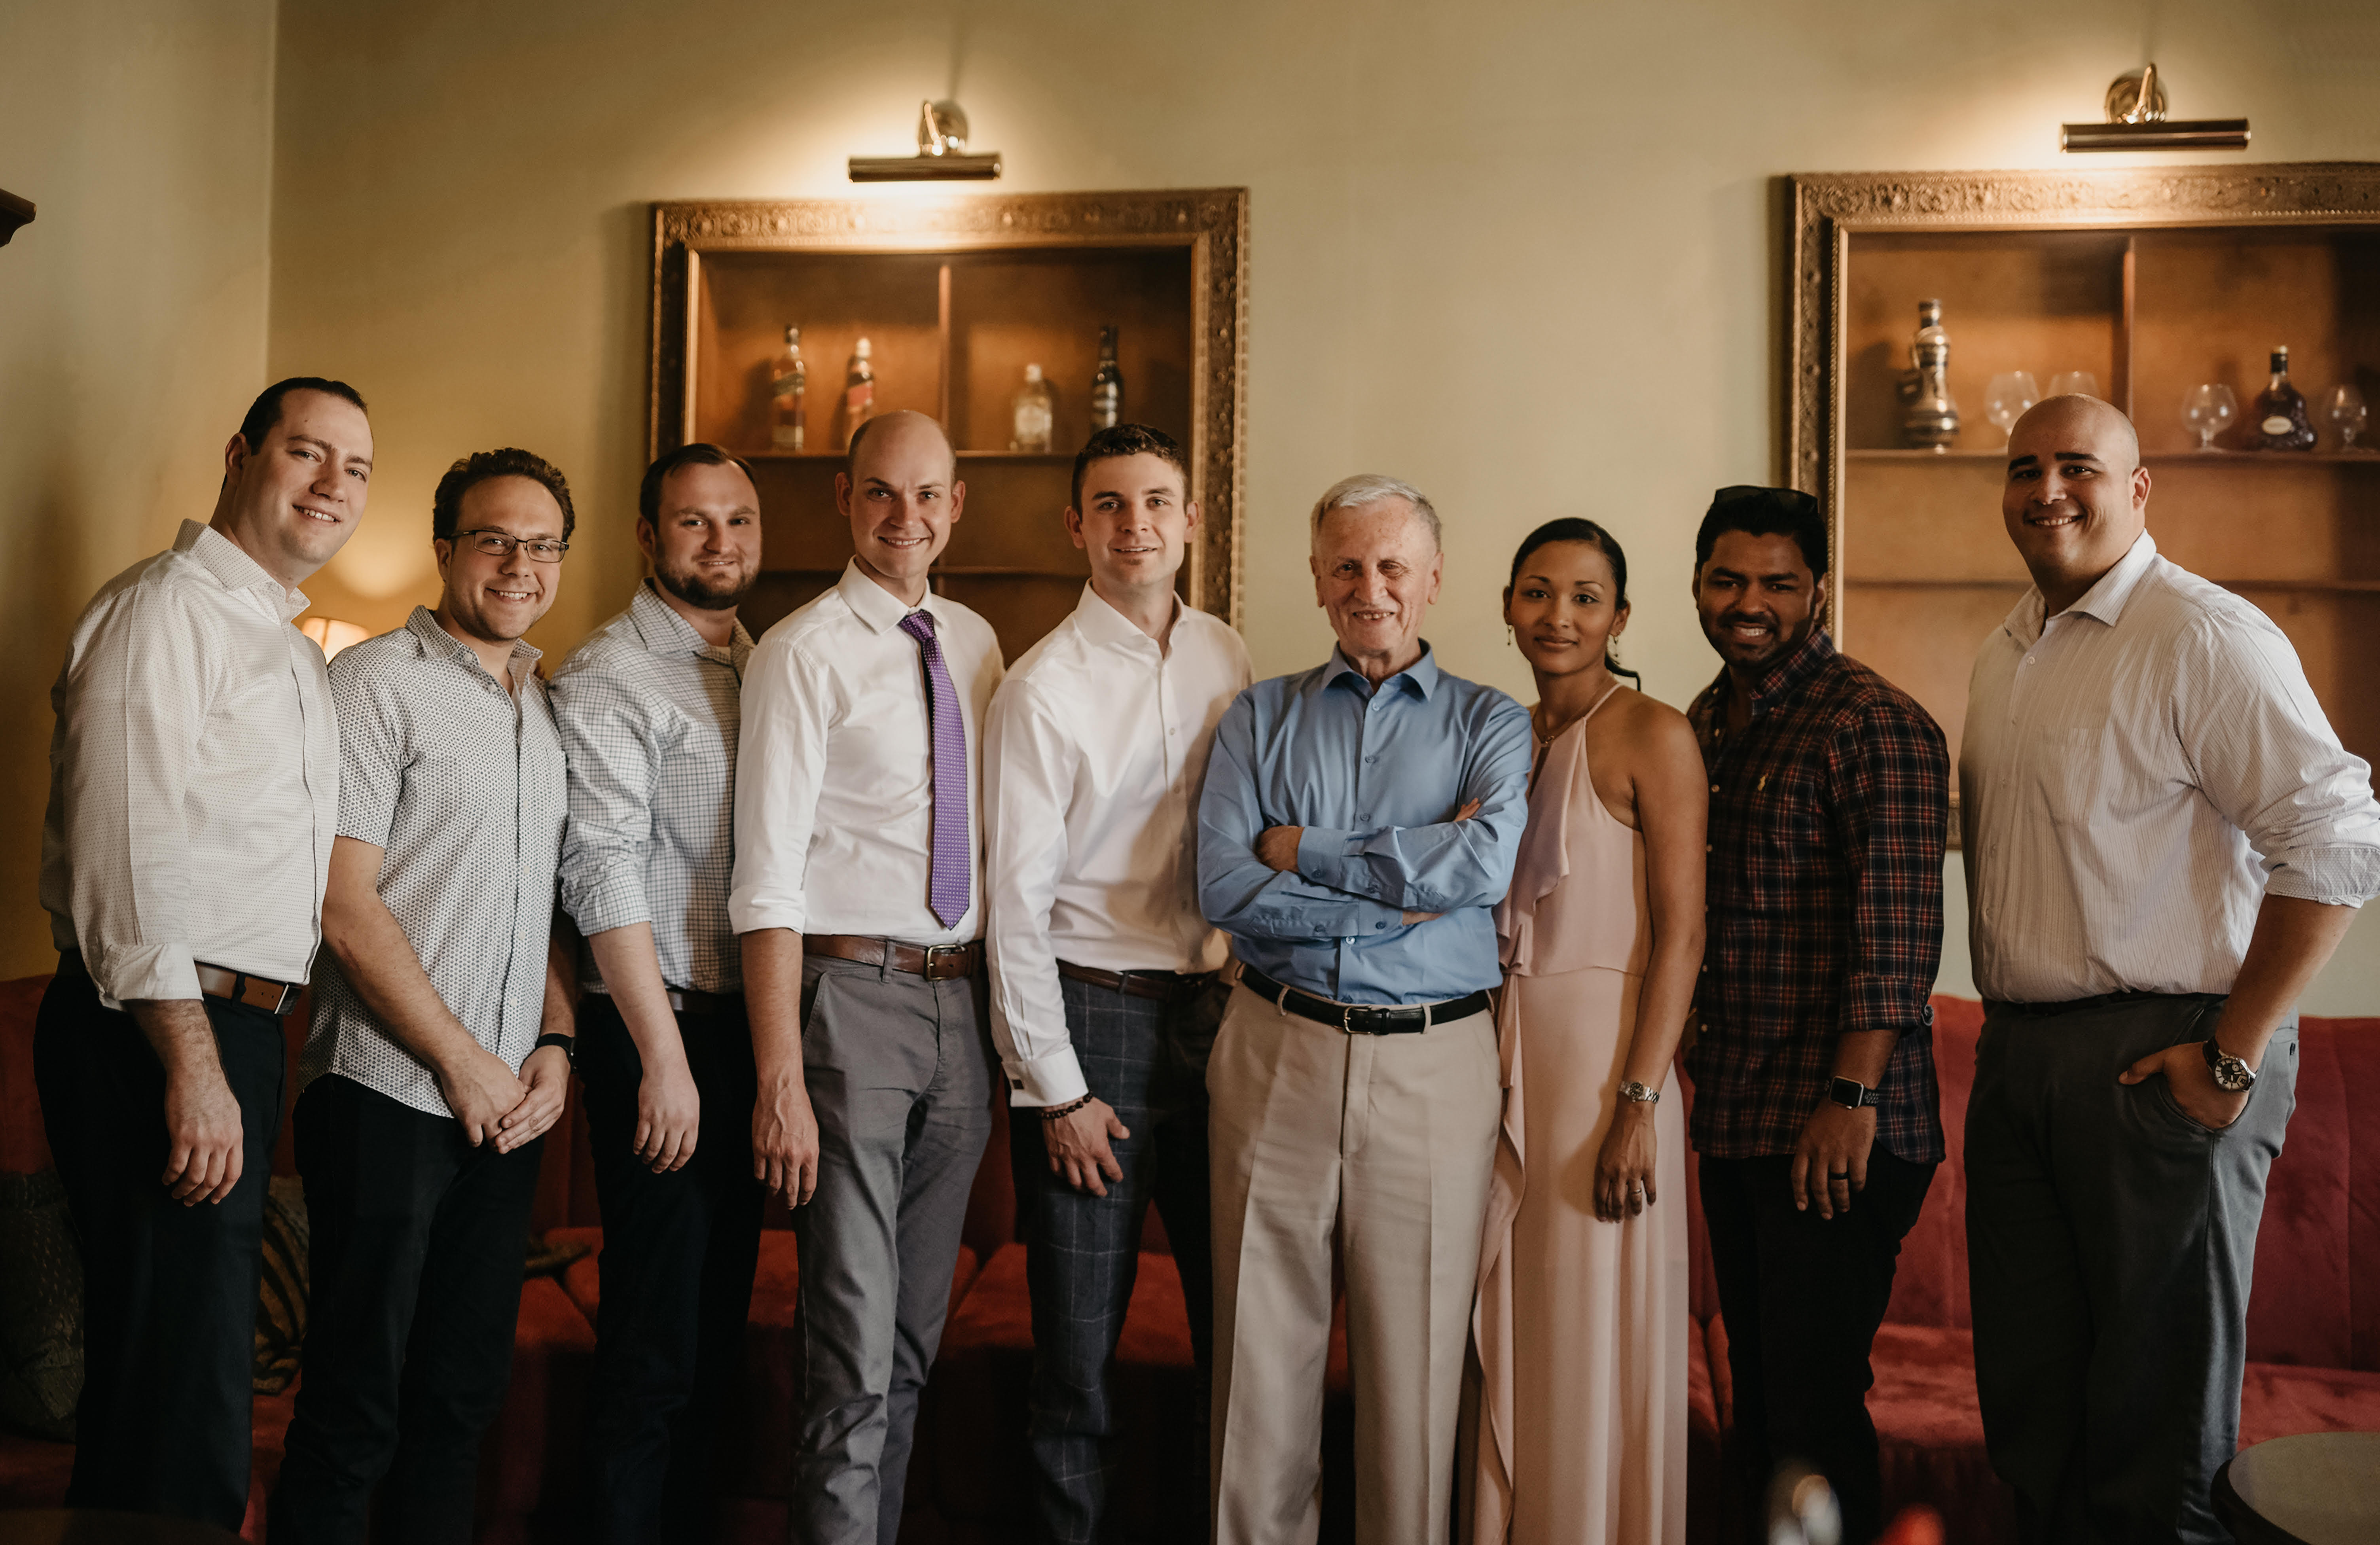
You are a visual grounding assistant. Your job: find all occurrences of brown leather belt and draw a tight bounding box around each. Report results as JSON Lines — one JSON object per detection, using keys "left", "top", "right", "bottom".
{"left": 804, "top": 935, "right": 982, "bottom": 981}
{"left": 1057, "top": 961, "right": 1217, "bottom": 1002}
{"left": 196, "top": 962, "right": 302, "bottom": 1016}
{"left": 666, "top": 987, "right": 743, "bottom": 1017}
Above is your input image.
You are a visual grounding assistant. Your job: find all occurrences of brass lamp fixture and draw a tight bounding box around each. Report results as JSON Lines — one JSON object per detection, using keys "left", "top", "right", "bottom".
{"left": 2062, "top": 64, "right": 2248, "bottom": 152}
{"left": 848, "top": 100, "right": 1002, "bottom": 182}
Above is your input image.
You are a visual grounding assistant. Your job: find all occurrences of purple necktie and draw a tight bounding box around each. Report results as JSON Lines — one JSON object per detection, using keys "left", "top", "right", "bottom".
{"left": 898, "top": 609, "right": 971, "bottom": 928}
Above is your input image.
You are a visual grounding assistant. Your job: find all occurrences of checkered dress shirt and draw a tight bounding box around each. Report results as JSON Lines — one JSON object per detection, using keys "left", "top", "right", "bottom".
{"left": 301, "top": 607, "right": 568, "bottom": 1119}
{"left": 1686, "top": 629, "right": 1948, "bottom": 1164}
{"left": 551, "top": 581, "right": 752, "bottom": 996}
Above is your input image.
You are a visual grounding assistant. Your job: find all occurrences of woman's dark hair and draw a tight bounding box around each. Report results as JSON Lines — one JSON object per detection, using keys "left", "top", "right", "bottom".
{"left": 1506, "top": 518, "right": 1641, "bottom": 685}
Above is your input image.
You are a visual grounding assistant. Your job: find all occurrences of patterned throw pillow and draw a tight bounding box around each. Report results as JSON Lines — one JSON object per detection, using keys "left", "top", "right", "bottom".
{"left": 253, "top": 1175, "right": 310, "bottom": 1395}
{"left": 0, "top": 1169, "right": 81, "bottom": 1441}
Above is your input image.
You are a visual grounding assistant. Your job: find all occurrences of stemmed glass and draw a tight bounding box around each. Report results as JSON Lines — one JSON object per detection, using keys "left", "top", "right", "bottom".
{"left": 2048, "top": 371, "right": 2101, "bottom": 400}
{"left": 1984, "top": 372, "right": 2039, "bottom": 446}
{"left": 2326, "top": 384, "right": 2370, "bottom": 452}
{"left": 2183, "top": 384, "right": 2238, "bottom": 452}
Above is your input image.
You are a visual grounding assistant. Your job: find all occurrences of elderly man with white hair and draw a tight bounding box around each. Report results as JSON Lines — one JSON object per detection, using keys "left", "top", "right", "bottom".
{"left": 1197, "top": 474, "right": 1533, "bottom": 1545}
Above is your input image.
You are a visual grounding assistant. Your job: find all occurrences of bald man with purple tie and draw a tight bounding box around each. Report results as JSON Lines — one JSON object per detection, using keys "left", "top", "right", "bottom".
{"left": 730, "top": 412, "right": 1004, "bottom": 1545}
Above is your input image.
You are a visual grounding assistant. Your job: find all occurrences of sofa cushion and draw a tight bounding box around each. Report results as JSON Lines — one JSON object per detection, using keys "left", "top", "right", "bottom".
{"left": 0, "top": 1168, "right": 80, "bottom": 1441}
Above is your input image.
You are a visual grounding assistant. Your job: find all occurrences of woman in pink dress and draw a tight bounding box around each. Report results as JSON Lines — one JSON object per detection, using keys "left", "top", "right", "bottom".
{"left": 1467, "top": 519, "right": 1707, "bottom": 1545}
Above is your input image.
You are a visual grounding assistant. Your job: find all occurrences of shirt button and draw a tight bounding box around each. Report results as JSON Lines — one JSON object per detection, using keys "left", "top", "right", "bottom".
{"left": 1705, "top": 844, "right": 1713, "bottom": 854}
{"left": 1709, "top": 783, "right": 1721, "bottom": 793}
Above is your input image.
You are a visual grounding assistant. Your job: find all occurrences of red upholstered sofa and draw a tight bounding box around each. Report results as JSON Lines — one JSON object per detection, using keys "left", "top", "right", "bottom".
{"left": 5, "top": 975, "right": 2375, "bottom": 1542}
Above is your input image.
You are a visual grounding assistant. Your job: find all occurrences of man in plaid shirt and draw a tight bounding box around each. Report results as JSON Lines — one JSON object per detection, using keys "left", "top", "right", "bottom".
{"left": 1683, "top": 486, "right": 1948, "bottom": 1544}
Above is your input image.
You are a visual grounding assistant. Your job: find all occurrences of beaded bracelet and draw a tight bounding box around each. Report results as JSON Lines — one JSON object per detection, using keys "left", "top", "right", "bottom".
{"left": 1040, "top": 1094, "right": 1094, "bottom": 1122}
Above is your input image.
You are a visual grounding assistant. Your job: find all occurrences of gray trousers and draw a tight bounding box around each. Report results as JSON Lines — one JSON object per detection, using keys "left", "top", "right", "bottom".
{"left": 791, "top": 956, "right": 994, "bottom": 1545}
{"left": 1966, "top": 993, "right": 2299, "bottom": 1545}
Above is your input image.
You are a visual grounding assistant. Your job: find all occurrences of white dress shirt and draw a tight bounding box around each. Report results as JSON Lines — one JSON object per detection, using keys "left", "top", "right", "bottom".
{"left": 983, "top": 586, "right": 1252, "bottom": 1106}
{"left": 42, "top": 520, "right": 338, "bottom": 1008}
{"left": 1962, "top": 531, "right": 2380, "bottom": 1003}
{"left": 730, "top": 560, "right": 1003, "bottom": 944}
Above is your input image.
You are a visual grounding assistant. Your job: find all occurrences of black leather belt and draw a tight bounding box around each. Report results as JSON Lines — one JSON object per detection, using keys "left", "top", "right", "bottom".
{"left": 1238, "top": 965, "right": 1491, "bottom": 1036}
{"left": 666, "top": 986, "right": 743, "bottom": 1017}
{"left": 1057, "top": 961, "right": 1215, "bottom": 1002}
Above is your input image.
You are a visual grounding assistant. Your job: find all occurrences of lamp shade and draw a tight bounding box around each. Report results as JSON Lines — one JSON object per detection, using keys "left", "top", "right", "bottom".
{"left": 298, "top": 616, "right": 369, "bottom": 660}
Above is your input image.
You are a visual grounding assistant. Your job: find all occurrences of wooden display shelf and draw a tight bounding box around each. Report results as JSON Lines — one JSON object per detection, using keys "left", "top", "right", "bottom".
{"left": 1792, "top": 166, "right": 2380, "bottom": 822}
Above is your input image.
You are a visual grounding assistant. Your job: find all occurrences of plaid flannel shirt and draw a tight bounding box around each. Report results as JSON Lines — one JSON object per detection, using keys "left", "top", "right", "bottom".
{"left": 1686, "top": 629, "right": 1948, "bottom": 1164}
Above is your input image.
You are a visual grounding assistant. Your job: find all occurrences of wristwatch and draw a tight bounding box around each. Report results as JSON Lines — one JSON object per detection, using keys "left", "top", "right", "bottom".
{"left": 2202, "top": 1038, "right": 2257, "bottom": 1094}
{"left": 1829, "top": 1076, "right": 1878, "bottom": 1111}
{"left": 534, "top": 1032, "right": 576, "bottom": 1068}
{"left": 1618, "top": 1081, "right": 1661, "bottom": 1105}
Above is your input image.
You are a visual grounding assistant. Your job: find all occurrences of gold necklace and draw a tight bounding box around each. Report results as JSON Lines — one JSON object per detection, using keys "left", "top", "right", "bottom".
{"left": 1533, "top": 677, "right": 1623, "bottom": 744}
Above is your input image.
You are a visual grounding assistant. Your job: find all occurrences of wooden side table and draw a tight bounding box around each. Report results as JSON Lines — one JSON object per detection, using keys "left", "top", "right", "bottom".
{"left": 2213, "top": 1431, "right": 2380, "bottom": 1545}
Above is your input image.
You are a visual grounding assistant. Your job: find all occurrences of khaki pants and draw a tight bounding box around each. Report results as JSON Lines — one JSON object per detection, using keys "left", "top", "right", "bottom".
{"left": 1208, "top": 983, "right": 1501, "bottom": 1545}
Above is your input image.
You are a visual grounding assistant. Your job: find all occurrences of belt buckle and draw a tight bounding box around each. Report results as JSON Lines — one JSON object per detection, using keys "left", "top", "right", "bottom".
{"left": 1341, "top": 1003, "right": 1365, "bottom": 1036}
{"left": 922, "top": 943, "right": 964, "bottom": 978}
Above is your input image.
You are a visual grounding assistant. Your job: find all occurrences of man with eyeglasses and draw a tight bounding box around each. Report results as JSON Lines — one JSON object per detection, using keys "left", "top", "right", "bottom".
{"left": 270, "top": 448, "right": 579, "bottom": 1544}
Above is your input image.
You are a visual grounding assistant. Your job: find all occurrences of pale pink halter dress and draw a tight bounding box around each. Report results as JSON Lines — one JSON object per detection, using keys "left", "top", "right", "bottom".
{"left": 1467, "top": 692, "right": 1689, "bottom": 1545}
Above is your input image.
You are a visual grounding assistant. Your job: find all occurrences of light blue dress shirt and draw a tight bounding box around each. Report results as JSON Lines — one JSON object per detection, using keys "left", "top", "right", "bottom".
{"left": 1198, "top": 645, "right": 1533, "bottom": 1005}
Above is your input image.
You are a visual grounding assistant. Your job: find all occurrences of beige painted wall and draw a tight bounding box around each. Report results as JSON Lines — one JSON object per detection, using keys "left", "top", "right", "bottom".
{"left": 0, "top": 0, "right": 280, "bottom": 981}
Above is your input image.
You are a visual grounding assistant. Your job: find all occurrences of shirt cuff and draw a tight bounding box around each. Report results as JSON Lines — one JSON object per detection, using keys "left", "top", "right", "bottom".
{"left": 1002, "top": 1045, "right": 1090, "bottom": 1108}
{"left": 561, "top": 864, "right": 652, "bottom": 939}
{"left": 88, "top": 942, "right": 201, "bottom": 1010}
{"left": 2264, "top": 847, "right": 2380, "bottom": 908}
{"left": 727, "top": 893, "right": 807, "bottom": 936}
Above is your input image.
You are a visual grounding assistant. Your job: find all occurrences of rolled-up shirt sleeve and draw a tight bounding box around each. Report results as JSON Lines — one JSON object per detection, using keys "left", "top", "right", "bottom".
{"left": 1827, "top": 695, "right": 1949, "bottom": 1039}
{"left": 1290, "top": 695, "right": 1533, "bottom": 913}
{"left": 983, "top": 683, "right": 1089, "bottom": 1107}
{"left": 60, "top": 585, "right": 211, "bottom": 1005}
{"left": 1198, "top": 691, "right": 1404, "bottom": 943}
{"left": 552, "top": 668, "right": 659, "bottom": 938}
{"left": 729, "top": 633, "right": 830, "bottom": 935}
{"left": 2176, "top": 611, "right": 2380, "bottom": 907}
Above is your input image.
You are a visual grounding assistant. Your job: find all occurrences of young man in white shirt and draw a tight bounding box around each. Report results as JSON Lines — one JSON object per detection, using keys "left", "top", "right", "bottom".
{"left": 983, "top": 424, "right": 1252, "bottom": 1542}
{"left": 1962, "top": 395, "right": 2380, "bottom": 1543}
{"left": 37, "top": 377, "right": 371, "bottom": 1529}
{"left": 271, "top": 448, "right": 579, "bottom": 1544}
{"left": 730, "top": 410, "right": 1004, "bottom": 1545}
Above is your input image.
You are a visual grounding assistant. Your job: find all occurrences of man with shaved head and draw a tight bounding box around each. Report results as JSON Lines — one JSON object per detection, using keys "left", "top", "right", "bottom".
{"left": 1962, "top": 395, "right": 2380, "bottom": 1541}
{"left": 731, "top": 410, "right": 1004, "bottom": 1543}
{"left": 1197, "top": 475, "right": 1532, "bottom": 1544}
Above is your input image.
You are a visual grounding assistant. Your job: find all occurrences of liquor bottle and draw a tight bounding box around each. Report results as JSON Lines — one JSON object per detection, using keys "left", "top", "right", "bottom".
{"left": 769, "top": 325, "right": 807, "bottom": 452}
{"left": 1899, "top": 299, "right": 1959, "bottom": 452}
{"left": 2245, "top": 346, "right": 2317, "bottom": 452}
{"left": 1089, "top": 325, "right": 1123, "bottom": 430}
{"left": 839, "top": 337, "right": 877, "bottom": 449}
{"left": 1010, "top": 363, "right": 1054, "bottom": 453}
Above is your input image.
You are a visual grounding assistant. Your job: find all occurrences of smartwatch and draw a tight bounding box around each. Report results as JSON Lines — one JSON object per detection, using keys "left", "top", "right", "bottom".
{"left": 1828, "top": 1075, "right": 1878, "bottom": 1111}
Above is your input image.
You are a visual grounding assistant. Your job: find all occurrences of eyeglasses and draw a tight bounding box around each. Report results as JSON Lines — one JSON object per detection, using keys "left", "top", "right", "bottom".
{"left": 451, "top": 528, "right": 570, "bottom": 563}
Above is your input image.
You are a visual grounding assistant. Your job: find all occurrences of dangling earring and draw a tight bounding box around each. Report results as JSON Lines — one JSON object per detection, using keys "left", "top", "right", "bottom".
{"left": 1505, "top": 626, "right": 1514, "bottom": 648}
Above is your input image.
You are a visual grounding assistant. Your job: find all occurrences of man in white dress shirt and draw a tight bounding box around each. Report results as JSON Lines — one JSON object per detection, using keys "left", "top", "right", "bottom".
{"left": 1961, "top": 395, "right": 2380, "bottom": 1543}
{"left": 36, "top": 377, "right": 371, "bottom": 1529}
{"left": 983, "top": 424, "right": 1252, "bottom": 1542}
{"left": 730, "top": 410, "right": 1004, "bottom": 1545}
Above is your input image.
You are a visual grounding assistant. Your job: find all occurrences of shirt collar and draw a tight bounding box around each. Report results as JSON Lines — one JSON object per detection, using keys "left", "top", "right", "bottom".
{"left": 2004, "top": 530, "right": 2158, "bottom": 646}
{"left": 835, "top": 557, "right": 942, "bottom": 636}
{"left": 1707, "top": 627, "right": 1838, "bottom": 723}
{"left": 405, "top": 604, "right": 543, "bottom": 681}
{"left": 630, "top": 578, "right": 751, "bottom": 663}
{"left": 1071, "top": 583, "right": 1175, "bottom": 654}
{"left": 177, "top": 520, "right": 311, "bottom": 623}
{"left": 1321, "top": 642, "right": 1439, "bottom": 701}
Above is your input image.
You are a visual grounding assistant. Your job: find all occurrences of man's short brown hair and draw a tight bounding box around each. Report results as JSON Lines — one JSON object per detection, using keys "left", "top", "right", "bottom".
{"left": 1071, "top": 424, "right": 1190, "bottom": 513}
{"left": 640, "top": 442, "right": 757, "bottom": 526}
{"left": 432, "top": 447, "right": 576, "bottom": 542}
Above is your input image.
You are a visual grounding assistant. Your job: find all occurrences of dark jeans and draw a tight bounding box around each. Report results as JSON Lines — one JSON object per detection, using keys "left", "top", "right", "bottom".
{"left": 576, "top": 992, "right": 764, "bottom": 1545}
{"left": 1967, "top": 994, "right": 2297, "bottom": 1545}
{"left": 1698, "top": 1144, "right": 1936, "bottom": 1545}
{"left": 1007, "top": 973, "right": 1222, "bottom": 1545}
{"left": 791, "top": 957, "right": 994, "bottom": 1545}
{"left": 32, "top": 959, "right": 286, "bottom": 1529}
{"left": 268, "top": 1074, "right": 544, "bottom": 1545}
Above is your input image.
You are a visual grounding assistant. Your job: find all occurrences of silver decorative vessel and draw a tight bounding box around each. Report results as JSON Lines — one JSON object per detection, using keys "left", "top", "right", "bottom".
{"left": 1899, "top": 299, "right": 1959, "bottom": 451}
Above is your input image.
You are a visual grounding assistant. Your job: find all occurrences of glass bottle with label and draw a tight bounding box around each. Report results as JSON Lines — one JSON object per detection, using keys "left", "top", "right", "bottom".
{"left": 839, "top": 337, "right": 877, "bottom": 450}
{"left": 769, "top": 325, "right": 807, "bottom": 452}
{"left": 1010, "top": 363, "right": 1054, "bottom": 453}
{"left": 2246, "top": 346, "right": 2316, "bottom": 452}
{"left": 1090, "top": 325, "right": 1123, "bottom": 431}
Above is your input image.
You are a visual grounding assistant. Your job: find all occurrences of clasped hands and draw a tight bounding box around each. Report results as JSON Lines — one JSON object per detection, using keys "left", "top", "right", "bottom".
{"left": 1255, "top": 798, "right": 1481, "bottom": 929}
{"left": 437, "top": 1041, "right": 572, "bottom": 1154}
